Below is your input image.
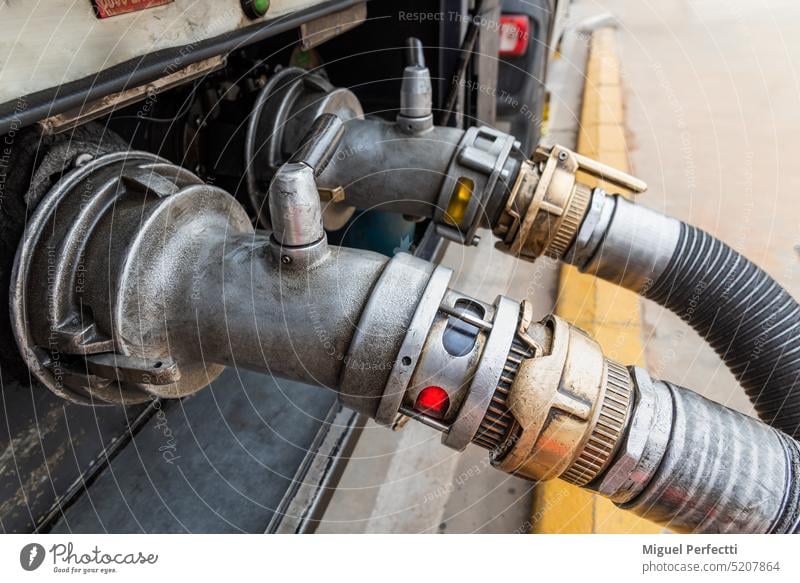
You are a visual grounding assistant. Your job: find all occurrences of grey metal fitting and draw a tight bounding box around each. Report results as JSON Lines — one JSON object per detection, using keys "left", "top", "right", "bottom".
{"left": 590, "top": 367, "right": 673, "bottom": 504}
{"left": 397, "top": 37, "right": 434, "bottom": 134}
{"left": 433, "top": 125, "right": 521, "bottom": 245}
{"left": 269, "top": 162, "right": 324, "bottom": 248}
{"left": 596, "top": 367, "right": 800, "bottom": 533}
{"left": 245, "top": 56, "right": 522, "bottom": 241}
{"left": 245, "top": 67, "right": 364, "bottom": 227}
{"left": 397, "top": 66, "right": 434, "bottom": 134}
{"left": 565, "top": 189, "right": 681, "bottom": 293}
{"left": 269, "top": 114, "right": 344, "bottom": 260}
{"left": 316, "top": 117, "right": 465, "bottom": 218}
{"left": 362, "top": 268, "right": 522, "bottom": 452}
{"left": 10, "top": 150, "right": 429, "bottom": 409}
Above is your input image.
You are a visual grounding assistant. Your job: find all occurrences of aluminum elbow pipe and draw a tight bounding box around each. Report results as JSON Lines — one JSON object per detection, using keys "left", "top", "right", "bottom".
{"left": 10, "top": 148, "right": 389, "bottom": 404}
{"left": 315, "top": 118, "right": 522, "bottom": 246}
{"left": 9, "top": 117, "right": 432, "bottom": 408}
{"left": 12, "top": 130, "right": 800, "bottom": 534}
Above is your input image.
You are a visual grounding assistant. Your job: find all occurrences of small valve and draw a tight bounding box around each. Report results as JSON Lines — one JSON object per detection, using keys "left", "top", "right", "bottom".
{"left": 397, "top": 37, "right": 433, "bottom": 133}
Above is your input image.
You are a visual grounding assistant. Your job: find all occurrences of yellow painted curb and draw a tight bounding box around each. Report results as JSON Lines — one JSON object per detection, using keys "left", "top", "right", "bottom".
{"left": 531, "top": 27, "right": 662, "bottom": 535}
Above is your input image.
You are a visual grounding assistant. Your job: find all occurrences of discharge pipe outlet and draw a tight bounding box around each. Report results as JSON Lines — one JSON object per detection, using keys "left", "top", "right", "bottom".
{"left": 14, "top": 118, "right": 800, "bottom": 534}
{"left": 245, "top": 43, "right": 524, "bottom": 245}
{"left": 250, "top": 56, "right": 800, "bottom": 437}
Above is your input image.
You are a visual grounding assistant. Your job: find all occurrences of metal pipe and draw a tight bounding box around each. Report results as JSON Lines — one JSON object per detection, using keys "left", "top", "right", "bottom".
{"left": 488, "top": 315, "right": 800, "bottom": 533}
{"left": 316, "top": 118, "right": 464, "bottom": 217}
{"left": 15, "top": 138, "right": 800, "bottom": 534}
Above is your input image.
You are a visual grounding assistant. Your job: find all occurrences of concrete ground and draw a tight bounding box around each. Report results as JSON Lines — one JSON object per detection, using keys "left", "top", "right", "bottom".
{"left": 319, "top": 0, "right": 800, "bottom": 533}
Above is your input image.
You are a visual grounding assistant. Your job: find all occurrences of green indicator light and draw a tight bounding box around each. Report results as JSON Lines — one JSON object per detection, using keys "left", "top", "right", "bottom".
{"left": 242, "top": 0, "right": 270, "bottom": 19}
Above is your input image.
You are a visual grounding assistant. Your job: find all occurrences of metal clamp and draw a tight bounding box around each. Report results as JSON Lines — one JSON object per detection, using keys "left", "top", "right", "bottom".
{"left": 435, "top": 126, "right": 519, "bottom": 245}
{"left": 497, "top": 144, "right": 647, "bottom": 260}
{"left": 442, "top": 296, "right": 519, "bottom": 451}
{"left": 375, "top": 265, "right": 453, "bottom": 426}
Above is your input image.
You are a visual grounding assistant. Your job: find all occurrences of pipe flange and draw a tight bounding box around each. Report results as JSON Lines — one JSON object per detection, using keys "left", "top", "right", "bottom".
{"left": 10, "top": 151, "right": 238, "bottom": 404}
{"left": 375, "top": 265, "right": 452, "bottom": 425}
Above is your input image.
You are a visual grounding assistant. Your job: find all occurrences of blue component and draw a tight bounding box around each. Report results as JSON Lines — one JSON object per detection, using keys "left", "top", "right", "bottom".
{"left": 327, "top": 210, "right": 419, "bottom": 257}
{"left": 442, "top": 300, "right": 484, "bottom": 357}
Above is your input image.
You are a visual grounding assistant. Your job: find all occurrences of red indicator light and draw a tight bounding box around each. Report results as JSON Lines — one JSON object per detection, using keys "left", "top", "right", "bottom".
{"left": 499, "top": 15, "right": 529, "bottom": 57}
{"left": 415, "top": 386, "right": 450, "bottom": 419}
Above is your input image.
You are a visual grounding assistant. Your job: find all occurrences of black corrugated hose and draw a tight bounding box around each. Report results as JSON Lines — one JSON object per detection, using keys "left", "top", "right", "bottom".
{"left": 645, "top": 223, "right": 800, "bottom": 439}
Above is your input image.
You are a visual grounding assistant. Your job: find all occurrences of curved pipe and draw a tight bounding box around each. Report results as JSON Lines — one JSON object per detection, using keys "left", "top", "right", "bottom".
{"left": 566, "top": 189, "right": 800, "bottom": 438}
{"left": 316, "top": 118, "right": 463, "bottom": 218}
{"left": 15, "top": 148, "right": 800, "bottom": 534}
{"left": 315, "top": 118, "right": 800, "bottom": 437}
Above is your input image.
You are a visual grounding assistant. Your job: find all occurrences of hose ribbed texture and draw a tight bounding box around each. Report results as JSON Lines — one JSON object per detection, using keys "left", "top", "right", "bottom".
{"left": 645, "top": 223, "right": 800, "bottom": 438}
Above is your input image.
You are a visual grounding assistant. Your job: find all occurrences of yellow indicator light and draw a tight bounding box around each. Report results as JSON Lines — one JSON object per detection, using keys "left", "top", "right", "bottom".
{"left": 444, "top": 177, "right": 474, "bottom": 226}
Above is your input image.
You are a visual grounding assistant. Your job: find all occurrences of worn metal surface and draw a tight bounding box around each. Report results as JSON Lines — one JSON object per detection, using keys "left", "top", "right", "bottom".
{"left": 37, "top": 56, "right": 226, "bottom": 136}
{"left": 13, "top": 150, "right": 426, "bottom": 407}
{"left": 48, "top": 368, "right": 340, "bottom": 533}
{"left": 0, "top": 391, "right": 147, "bottom": 532}
{"left": 496, "top": 144, "right": 646, "bottom": 262}
{"left": 495, "top": 315, "right": 633, "bottom": 483}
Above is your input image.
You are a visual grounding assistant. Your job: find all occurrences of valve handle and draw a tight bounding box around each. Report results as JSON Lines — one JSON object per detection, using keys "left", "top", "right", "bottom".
{"left": 533, "top": 144, "right": 648, "bottom": 194}
{"left": 405, "top": 37, "right": 426, "bottom": 68}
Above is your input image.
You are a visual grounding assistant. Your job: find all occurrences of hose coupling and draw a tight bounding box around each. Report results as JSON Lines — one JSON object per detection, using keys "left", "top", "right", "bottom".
{"left": 494, "top": 144, "right": 647, "bottom": 261}
{"left": 493, "top": 314, "right": 634, "bottom": 485}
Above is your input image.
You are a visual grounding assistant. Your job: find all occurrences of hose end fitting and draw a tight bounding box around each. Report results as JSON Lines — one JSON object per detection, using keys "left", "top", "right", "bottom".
{"left": 493, "top": 315, "right": 634, "bottom": 485}
{"left": 494, "top": 144, "right": 646, "bottom": 261}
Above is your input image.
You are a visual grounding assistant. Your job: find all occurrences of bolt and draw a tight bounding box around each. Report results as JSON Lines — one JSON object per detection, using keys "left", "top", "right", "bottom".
{"left": 281, "top": 255, "right": 292, "bottom": 264}
{"left": 557, "top": 150, "right": 568, "bottom": 161}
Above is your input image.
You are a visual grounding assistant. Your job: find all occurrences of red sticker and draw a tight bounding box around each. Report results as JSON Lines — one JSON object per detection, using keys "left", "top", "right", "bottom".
{"left": 91, "top": 0, "right": 174, "bottom": 19}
